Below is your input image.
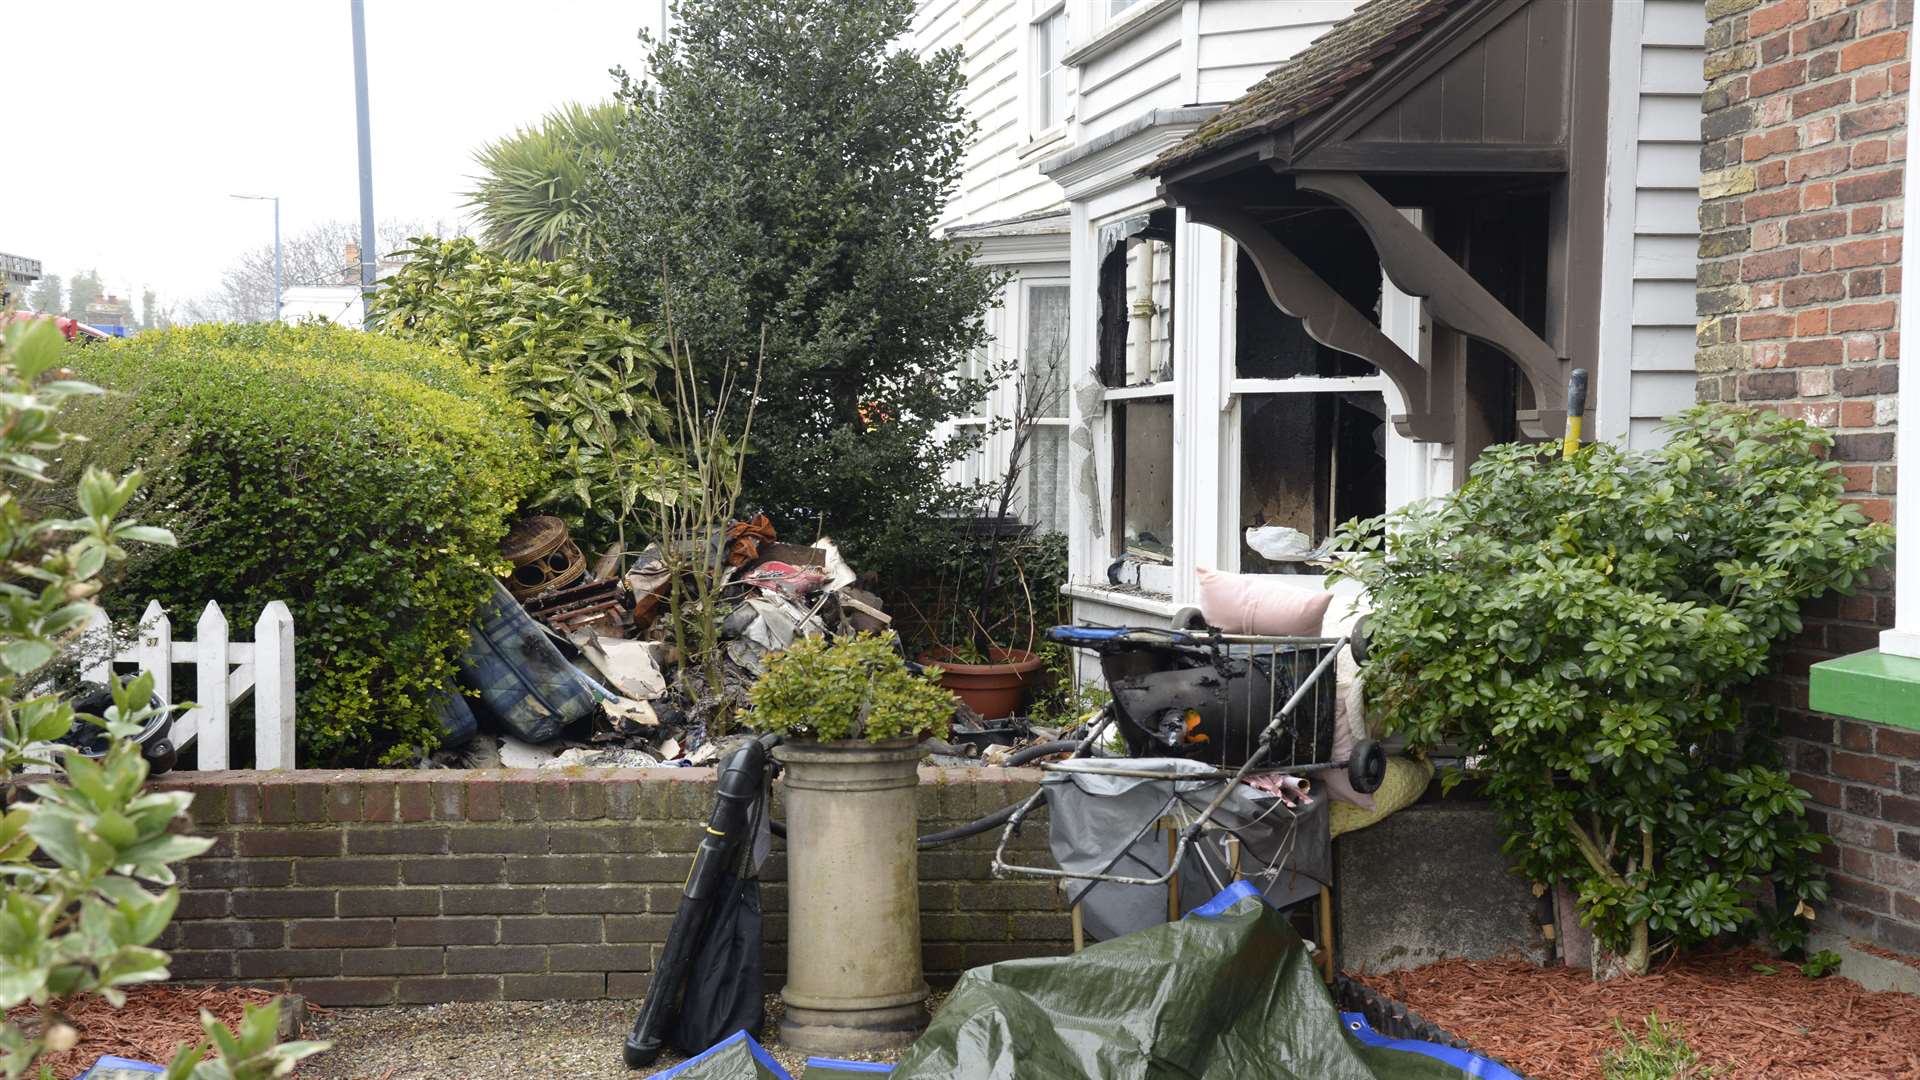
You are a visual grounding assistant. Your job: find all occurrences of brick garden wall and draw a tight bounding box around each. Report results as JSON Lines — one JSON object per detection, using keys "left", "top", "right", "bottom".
{"left": 1697, "top": 0, "right": 1920, "bottom": 955}
{"left": 148, "top": 769, "right": 1069, "bottom": 1007}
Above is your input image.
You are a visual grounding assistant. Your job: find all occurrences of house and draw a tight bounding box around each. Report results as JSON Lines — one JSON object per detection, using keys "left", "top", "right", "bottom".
{"left": 0, "top": 251, "right": 40, "bottom": 309}
{"left": 925, "top": 0, "right": 1919, "bottom": 965}
{"left": 919, "top": 0, "right": 1706, "bottom": 629}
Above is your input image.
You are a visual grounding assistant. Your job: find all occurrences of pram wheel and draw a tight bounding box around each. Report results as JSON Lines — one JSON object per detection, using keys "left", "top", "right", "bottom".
{"left": 1349, "top": 739, "right": 1386, "bottom": 795}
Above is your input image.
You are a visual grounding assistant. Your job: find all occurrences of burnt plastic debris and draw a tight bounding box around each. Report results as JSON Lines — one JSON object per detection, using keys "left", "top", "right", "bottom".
{"left": 457, "top": 579, "right": 600, "bottom": 743}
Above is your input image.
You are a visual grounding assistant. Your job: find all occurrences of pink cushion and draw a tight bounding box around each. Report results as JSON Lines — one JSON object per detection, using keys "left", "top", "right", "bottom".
{"left": 1195, "top": 567, "right": 1334, "bottom": 636}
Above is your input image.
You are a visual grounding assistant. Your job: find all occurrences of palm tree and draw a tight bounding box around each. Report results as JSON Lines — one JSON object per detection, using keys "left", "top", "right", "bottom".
{"left": 466, "top": 100, "right": 623, "bottom": 261}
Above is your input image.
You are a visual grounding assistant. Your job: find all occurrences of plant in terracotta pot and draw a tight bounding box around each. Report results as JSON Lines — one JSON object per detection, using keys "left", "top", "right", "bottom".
{"left": 918, "top": 353, "right": 1066, "bottom": 721}
{"left": 745, "top": 633, "right": 951, "bottom": 1053}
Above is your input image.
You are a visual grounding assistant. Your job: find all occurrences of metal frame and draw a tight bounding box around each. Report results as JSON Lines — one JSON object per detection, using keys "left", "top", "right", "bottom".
{"left": 991, "top": 630, "right": 1346, "bottom": 888}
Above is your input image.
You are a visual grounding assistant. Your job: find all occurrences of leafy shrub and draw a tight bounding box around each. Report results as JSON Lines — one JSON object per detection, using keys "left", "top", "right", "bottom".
{"left": 589, "top": 0, "right": 1003, "bottom": 578}
{"left": 467, "top": 101, "right": 624, "bottom": 261}
{"left": 1333, "top": 406, "right": 1892, "bottom": 975}
{"left": 891, "top": 526, "right": 1070, "bottom": 660}
{"left": 64, "top": 323, "right": 543, "bottom": 765}
{"left": 367, "top": 236, "right": 671, "bottom": 554}
{"left": 747, "top": 634, "right": 954, "bottom": 742}
{"left": 0, "top": 317, "right": 322, "bottom": 1078}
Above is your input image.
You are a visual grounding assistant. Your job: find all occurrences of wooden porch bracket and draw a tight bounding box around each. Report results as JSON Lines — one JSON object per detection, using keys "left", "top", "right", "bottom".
{"left": 1173, "top": 199, "right": 1450, "bottom": 441}
{"left": 1292, "top": 170, "right": 1570, "bottom": 438}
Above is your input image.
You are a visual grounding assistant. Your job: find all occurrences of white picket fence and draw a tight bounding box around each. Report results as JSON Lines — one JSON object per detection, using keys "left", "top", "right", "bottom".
{"left": 83, "top": 600, "right": 297, "bottom": 770}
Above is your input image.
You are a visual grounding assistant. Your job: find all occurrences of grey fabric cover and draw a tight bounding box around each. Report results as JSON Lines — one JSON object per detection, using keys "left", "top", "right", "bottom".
{"left": 1041, "top": 757, "right": 1330, "bottom": 940}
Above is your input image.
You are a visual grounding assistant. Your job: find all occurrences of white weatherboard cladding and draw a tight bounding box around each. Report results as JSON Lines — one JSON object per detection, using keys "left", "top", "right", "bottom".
{"left": 917, "top": 0, "right": 1067, "bottom": 232}
{"left": 1597, "top": 0, "right": 1707, "bottom": 449}
{"left": 1194, "top": 0, "right": 1353, "bottom": 104}
{"left": 1073, "top": 11, "right": 1186, "bottom": 136}
{"left": 917, "top": 0, "right": 1358, "bottom": 232}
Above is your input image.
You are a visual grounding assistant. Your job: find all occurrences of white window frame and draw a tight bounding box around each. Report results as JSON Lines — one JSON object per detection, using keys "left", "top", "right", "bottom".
{"left": 1029, "top": 1, "right": 1070, "bottom": 139}
{"left": 1019, "top": 278, "right": 1073, "bottom": 532}
{"left": 943, "top": 273, "right": 1075, "bottom": 533}
{"left": 1064, "top": 199, "right": 1444, "bottom": 619}
{"left": 1100, "top": 230, "right": 1177, "bottom": 566}
{"left": 1218, "top": 210, "right": 1440, "bottom": 576}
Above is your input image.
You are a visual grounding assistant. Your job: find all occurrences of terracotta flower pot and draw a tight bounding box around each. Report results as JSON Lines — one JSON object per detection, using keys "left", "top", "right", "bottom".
{"left": 924, "top": 646, "right": 1043, "bottom": 720}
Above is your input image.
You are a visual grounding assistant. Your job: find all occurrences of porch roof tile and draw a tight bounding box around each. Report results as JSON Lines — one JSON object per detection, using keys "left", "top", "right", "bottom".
{"left": 1144, "top": 0, "right": 1468, "bottom": 176}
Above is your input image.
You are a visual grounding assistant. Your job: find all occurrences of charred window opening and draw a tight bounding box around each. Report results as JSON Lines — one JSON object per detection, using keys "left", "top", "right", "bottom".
{"left": 1096, "top": 209, "right": 1177, "bottom": 388}
{"left": 1235, "top": 213, "right": 1381, "bottom": 380}
{"left": 1445, "top": 190, "right": 1552, "bottom": 452}
{"left": 1231, "top": 207, "right": 1390, "bottom": 571}
{"left": 1110, "top": 398, "right": 1175, "bottom": 583}
{"left": 1238, "top": 394, "right": 1386, "bottom": 572}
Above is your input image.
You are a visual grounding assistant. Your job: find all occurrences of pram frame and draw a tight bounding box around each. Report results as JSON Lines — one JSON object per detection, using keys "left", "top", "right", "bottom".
{"left": 991, "top": 628, "right": 1351, "bottom": 889}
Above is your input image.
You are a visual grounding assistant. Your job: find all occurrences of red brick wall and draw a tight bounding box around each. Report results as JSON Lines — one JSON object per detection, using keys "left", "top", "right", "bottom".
{"left": 149, "top": 769, "right": 1068, "bottom": 1006}
{"left": 1698, "top": 0, "right": 1919, "bottom": 955}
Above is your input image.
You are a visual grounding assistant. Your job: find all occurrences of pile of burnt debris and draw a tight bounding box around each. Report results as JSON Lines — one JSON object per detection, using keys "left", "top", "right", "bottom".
{"left": 428, "top": 514, "right": 1053, "bottom": 770}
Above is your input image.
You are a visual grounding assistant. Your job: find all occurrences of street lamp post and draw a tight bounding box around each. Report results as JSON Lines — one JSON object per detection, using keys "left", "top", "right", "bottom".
{"left": 351, "top": 0, "right": 376, "bottom": 295}
{"left": 231, "top": 193, "right": 282, "bottom": 323}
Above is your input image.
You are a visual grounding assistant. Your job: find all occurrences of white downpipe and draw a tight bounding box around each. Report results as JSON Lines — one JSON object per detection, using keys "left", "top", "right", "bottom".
{"left": 1880, "top": 53, "right": 1920, "bottom": 658}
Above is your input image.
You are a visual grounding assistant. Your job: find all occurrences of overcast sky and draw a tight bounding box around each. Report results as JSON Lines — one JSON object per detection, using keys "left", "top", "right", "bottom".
{"left": 5, "top": 1, "right": 666, "bottom": 312}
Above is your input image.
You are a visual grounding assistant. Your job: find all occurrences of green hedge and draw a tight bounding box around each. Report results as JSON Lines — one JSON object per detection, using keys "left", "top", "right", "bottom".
{"left": 67, "top": 323, "right": 543, "bottom": 765}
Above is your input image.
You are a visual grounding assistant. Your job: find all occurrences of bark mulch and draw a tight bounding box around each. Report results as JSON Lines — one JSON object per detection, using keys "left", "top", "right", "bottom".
{"left": 6, "top": 985, "right": 280, "bottom": 1077}
{"left": 1356, "top": 945, "right": 1920, "bottom": 1080}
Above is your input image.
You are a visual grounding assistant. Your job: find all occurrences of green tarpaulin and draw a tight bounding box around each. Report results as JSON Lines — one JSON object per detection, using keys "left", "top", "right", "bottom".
{"left": 651, "top": 884, "right": 1520, "bottom": 1080}
{"left": 888, "top": 882, "right": 1506, "bottom": 1079}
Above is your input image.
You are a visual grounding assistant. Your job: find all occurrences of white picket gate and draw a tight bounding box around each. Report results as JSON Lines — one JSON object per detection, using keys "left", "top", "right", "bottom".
{"left": 83, "top": 600, "right": 297, "bottom": 770}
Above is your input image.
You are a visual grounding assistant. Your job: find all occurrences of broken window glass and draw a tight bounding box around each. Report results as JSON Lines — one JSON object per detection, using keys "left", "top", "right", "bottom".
{"left": 1114, "top": 398, "right": 1175, "bottom": 567}
{"left": 1234, "top": 219, "right": 1378, "bottom": 380}
{"left": 1237, "top": 393, "right": 1386, "bottom": 573}
{"left": 1096, "top": 211, "right": 1176, "bottom": 388}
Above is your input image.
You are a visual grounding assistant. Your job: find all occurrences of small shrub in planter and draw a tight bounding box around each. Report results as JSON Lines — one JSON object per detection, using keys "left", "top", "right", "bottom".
{"left": 63, "top": 323, "right": 544, "bottom": 766}
{"left": 744, "top": 631, "right": 946, "bottom": 1050}
{"left": 1333, "top": 406, "right": 1892, "bottom": 976}
{"left": 746, "top": 633, "right": 953, "bottom": 744}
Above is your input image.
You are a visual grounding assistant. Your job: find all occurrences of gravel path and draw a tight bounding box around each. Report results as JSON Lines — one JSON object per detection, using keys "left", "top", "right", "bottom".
{"left": 302, "top": 996, "right": 919, "bottom": 1079}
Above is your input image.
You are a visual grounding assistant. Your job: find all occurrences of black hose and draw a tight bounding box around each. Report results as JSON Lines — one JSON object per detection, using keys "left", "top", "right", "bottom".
{"left": 765, "top": 798, "right": 1029, "bottom": 849}
{"left": 763, "top": 735, "right": 1083, "bottom": 848}
{"left": 772, "top": 786, "right": 1050, "bottom": 846}
{"left": 1002, "top": 739, "right": 1081, "bottom": 767}
{"left": 915, "top": 801, "right": 1024, "bottom": 849}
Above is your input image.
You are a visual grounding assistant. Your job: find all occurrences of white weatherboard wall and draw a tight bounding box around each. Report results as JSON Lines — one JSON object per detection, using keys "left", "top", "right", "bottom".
{"left": 917, "top": 0, "right": 1359, "bottom": 233}
{"left": 916, "top": 0, "right": 1069, "bottom": 231}
{"left": 1070, "top": 0, "right": 1354, "bottom": 144}
{"left": 1193, "top": 0, "right": 1353, "bottom": 104}
{"left": 1597, "top": 0, "right": 1708, "bottom": 449}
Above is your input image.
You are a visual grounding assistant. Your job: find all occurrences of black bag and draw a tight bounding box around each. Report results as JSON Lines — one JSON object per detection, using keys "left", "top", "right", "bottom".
{"left": 669, "top": 875, "right": 765, "bottom": 1056}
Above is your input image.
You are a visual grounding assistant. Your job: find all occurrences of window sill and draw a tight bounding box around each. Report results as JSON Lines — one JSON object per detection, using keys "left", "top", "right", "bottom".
{"left": 1020, "top": 128, "right": 1071, "bottom": 161}
{"left": 1808, "top": 650, "right": 1920, "bottom": 731}
{"left": 1063, "top": 581, "right": 1176, "bottom": 618}
{"left": 1063, "top": 0, "right": 1183, "bottom": 68}
{"left": 1103, "top": 383, "right": 1175, "bottom": 401}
